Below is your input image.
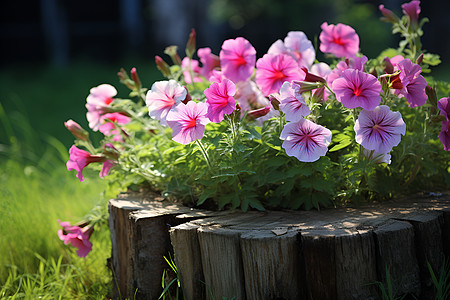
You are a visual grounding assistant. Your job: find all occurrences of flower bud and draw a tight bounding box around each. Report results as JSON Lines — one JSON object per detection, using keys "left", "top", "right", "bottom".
{"left": 379, "top": 71, "right": 403, "bottom": 90}
{"left": 185, "top": 28, "right": 196, "bottom": 59}
{"left": 247, "top": 106, "right": 271, "bottom": 120}
{"left": 164, "top": 46, "right": 182, "bottom": 65}
{"left": 379, "top": 4, "right": 399, "bottom": 23}
{"left": 311, "top": 86, "right": 325, "bottom": 103}
{"left": 117, "top": 68, "right": 135, "bottom": 90}
{"left": 293, "top": 80, "right": 322, "bottom": 94}
{"left": 416, "top": 53, "right": 424, "bottom": 65}
{"left": 155, "top": 56, "right": 171, "bottom": 77}
{"left": 130, "top": 67, "right": 142, "bottom": 90}
{"left": 64, "top": 120, "right": 89, "bottom": 141}
{"left": 302, "top": 67, "right": 326, "bottom": 83}
{"left": 269, "top": 95, "right": 280, "bottom": 110}
{"left": 425, "top": 85, "right": 438, "bottom": 107}
{"left": 182, "top": 86, "right": 192, "bottom": 104}
{"left": 383, "top": 57, "right": 394, "bottom": 74}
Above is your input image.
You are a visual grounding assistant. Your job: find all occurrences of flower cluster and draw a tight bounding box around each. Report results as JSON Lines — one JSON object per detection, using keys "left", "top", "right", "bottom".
{"left": 60, "top": 1, "right": 450, "bottom": 257}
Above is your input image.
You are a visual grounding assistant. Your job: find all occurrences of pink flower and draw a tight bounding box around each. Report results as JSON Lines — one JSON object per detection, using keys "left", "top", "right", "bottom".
{"left": 280, "top": 118, "right": 332, "bottom": 162}
{"left": 332, "top": 69, "right": 381, "bottom": 110}
{"left": 99, "top": 112, "right": 130, "bottom": 141}
{"left": 395, "top": 59, "right": 427, "bottom": 107}
{"left": 181, "top": 57, "right": 203, "bottom": 84}
{"left": 100, "top": 159, "right": 115, "bottom": 177}
{"left": 198, "top": 47, "right": 220, "bottom": 79}
{"left": 319, "top": 22, "right": 360, "bottom": 58}
{"left": 209, "top": 70, "right": 226, "bottom": 83}
{"left": 58, "top": 220, "right": 93, "bottom": 258}
{"left": 256, "top": 53, "right": 305, "bottom": 96}
{"left": 67, "top": 145, "right": 106, "bottom": 182}
{"left": 146, "top": 80, "right": 187, "bottom": 125}
{"left": 268, "top": 31, "right": 315, "bottom": 68}
{"left": 310, "top": 63, "right": 332, "bottom": 101}
{"left": 219, "top": 37, "right": 256, "bottom": 83}
{"left": 354, "top": 105, "right": 406, "bottom": 153}
{"left": 437, "top": 97, "right": 450, "bottom": 151}
{"left": 278, "top": 82, "right": 311, "bottom": 122}
{"left": 86, "top": 84, "right": 117, "bottom": 131}
{"left": 327, "top": 56, "right": 368, "bottom": 86}
{"left": 204, "top": 79, "right": 236, "bottom": 123}
{"left": 166, "top": 101, "right": 210, "bottom": 145}
{"left": 402, "top": 1, "right": 421, "bottom": 24}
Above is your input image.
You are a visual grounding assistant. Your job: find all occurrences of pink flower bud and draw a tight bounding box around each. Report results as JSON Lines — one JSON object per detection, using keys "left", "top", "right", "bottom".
{"left": 130, "top": 67, "right": 141, "bottom": 89}
{"left": 269, "top": 95, "right": 280, "bottom": 111}
{"left": 247, "top": 106, "right": 271, "bottom": 121}
{"left": 302, "top": 67, "right": 326, "bottom": 83}
{"left": 293, "top": 81, "right": 322, "bottom": 94}
{"left": 64, "top": 120, "right": 89, "bottom": 141}
{"left": 185, "top": 28, "right": 196, "bottom": 59}
{"left": 182, "top": 86, "right": 192, "bottom": 104}
{"left": 155, "top": 56, "right": 171, "bottom": 77}
{"left": 379, "top": 4, "right": 399, "bottom": 23}
{"left": 425, "top": 85, "right": 437, "bottom": 107}
{"left": 416, "top": 53, "right": 424, "bottom": 65}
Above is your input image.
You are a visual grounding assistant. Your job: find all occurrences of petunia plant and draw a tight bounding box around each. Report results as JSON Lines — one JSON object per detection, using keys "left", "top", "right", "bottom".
{"left": 61, "top": 0, "right": 450, "bottom": 257}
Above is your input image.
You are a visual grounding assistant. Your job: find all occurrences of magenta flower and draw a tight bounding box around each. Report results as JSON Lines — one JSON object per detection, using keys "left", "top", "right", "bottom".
{"left": 268, "top": 31, "right": 315, "bottom": 68}
{"left": 166, "top": 101, "right": 210, "bottom": 145}
{"left": 354, "top": 105, "right": 406, "bottom": 153}
{"left": 280, "top": 118, "right": 332, "bottom": 162}
{"left": 319, "top": 22, "right": 360, "bottom": 58}
{"left": 394, "top": 59, "right": 427, "bottom": 107}
{"left": 437, "top": 97, "right": 450, "bottom": 151}
{"left": 332, "top": 69, "right": 381, "bottom": 110}
{"left": 327, "top": 56, "right": 368, "bottom": 86}
{"left": 58, "top": 220, "right": 93, "bottom": 258}
{"left": 402, "top": 1, "right": 421, "bottom": 24}
{"left": 379, "top": 4, "right": 399, "bottom": 23}
{"left": 204, "top": 78, "right": 236, "bottom": 123}
{"left": 100, "top": 159, "right": 115, "bottom": 178}
{"left": 198, "top": 47, "right": 220, "bottom": 79}
{"left": 99, "top": 112, "right": 130, "bottom": 141}
{"left": 219, "top": 37, "right": 256, "bottom": 83}
{"left": 256, "top": 53, "right": 305, "bottom": 96}
{"left": 181, "top": 57, "right": 203, "bottom": 84}
{"left": 67, "top": 145, "right": 106, "bottom": 182}
{"left": 86, "top": 84, "right": 117, "bottom": 131}
{"left": 146, "top": 80, "right": 187, "bottom": 125}
{"left": 278, "top": 82, "right": 311, "bottom": 122}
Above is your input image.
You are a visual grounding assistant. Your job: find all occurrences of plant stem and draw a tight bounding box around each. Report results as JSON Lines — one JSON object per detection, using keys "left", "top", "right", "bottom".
{"left": 195, "top": 139, "right": 212, "bottom": 170}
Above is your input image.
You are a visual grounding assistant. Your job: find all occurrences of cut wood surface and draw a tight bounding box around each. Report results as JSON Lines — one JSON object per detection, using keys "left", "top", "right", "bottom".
{"left": 109, "top": 192, "right": 450, "bottom": 300}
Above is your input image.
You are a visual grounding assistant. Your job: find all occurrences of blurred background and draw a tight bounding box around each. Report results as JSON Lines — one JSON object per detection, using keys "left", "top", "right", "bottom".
{"left": 1, "top": 0, "right": 449, "bottom": 147}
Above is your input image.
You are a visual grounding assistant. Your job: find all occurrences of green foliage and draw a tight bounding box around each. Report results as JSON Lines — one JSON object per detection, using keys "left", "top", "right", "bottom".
{"left": 428, "top": 259, "right": 450, "bottom": 300}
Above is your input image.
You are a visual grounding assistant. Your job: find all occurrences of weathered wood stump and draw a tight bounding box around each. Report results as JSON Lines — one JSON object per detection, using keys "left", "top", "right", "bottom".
{"left": 109, "top": 192, "right": 450, "bottom": 300}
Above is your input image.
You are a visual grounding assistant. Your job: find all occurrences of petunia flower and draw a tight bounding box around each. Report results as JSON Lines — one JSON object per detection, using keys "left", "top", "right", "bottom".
{"left": 256, "top": 53, "right": 305, "bottom": 96}
{"left": 98, "top": 112, "right": 130, "bottom": 141}
{"left": 86, "top": 84, "right": 117, "bottom": 131}
{"left": 332, "top": 69, "right": 381, "bottom": 110}
{"left": 268, "top": 31, "right": 315, "bottom": 68}
{"left": 394, "top": 59, "right": 427, "bottom": 107}
{"left": 219, "top": 37, "right": 256, "bottom": 83}
{"left": 146, "top": 80, "right": 187, "bottom": 125}
{"left": 204, "top": 79, "right": 236, "bottom": 123}
{"left": 437, "top": 97, "right": 450, "bottom": 151}
{"left": 67, "top": 145, "right": 106, "bottom": 182}
{"left": 402, "top": 1, "right": 421, "bottom": 25}
{"left": 319, "top": 22, "right": 360, "bottom": 58}
{"left": 197, "top": 47, "right": 221, "bottom": 79}
{"left": 280, "top": 118, "right": 332, "bottom": 162}
{"left": 58, "top": 220, "right": 93, "bottom": 258}
{"left": 327, "top": 56, "right": 368, "bottom": 86}
{"left": 354, "top": 105, "right": 406, "bottom": 153}
{"left": 166, "top": 101, "right": 210, "bottom": 145}
{"left": 310, "top": 63, "right": 332, "bottom": 101}
{"left": 278, "top": 82, "right": 311, "bottom": 122}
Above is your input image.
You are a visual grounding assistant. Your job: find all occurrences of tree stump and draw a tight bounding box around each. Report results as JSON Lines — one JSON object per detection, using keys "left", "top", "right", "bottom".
{"left": 108, "top": 192, "right": 450, "bottom": 300}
